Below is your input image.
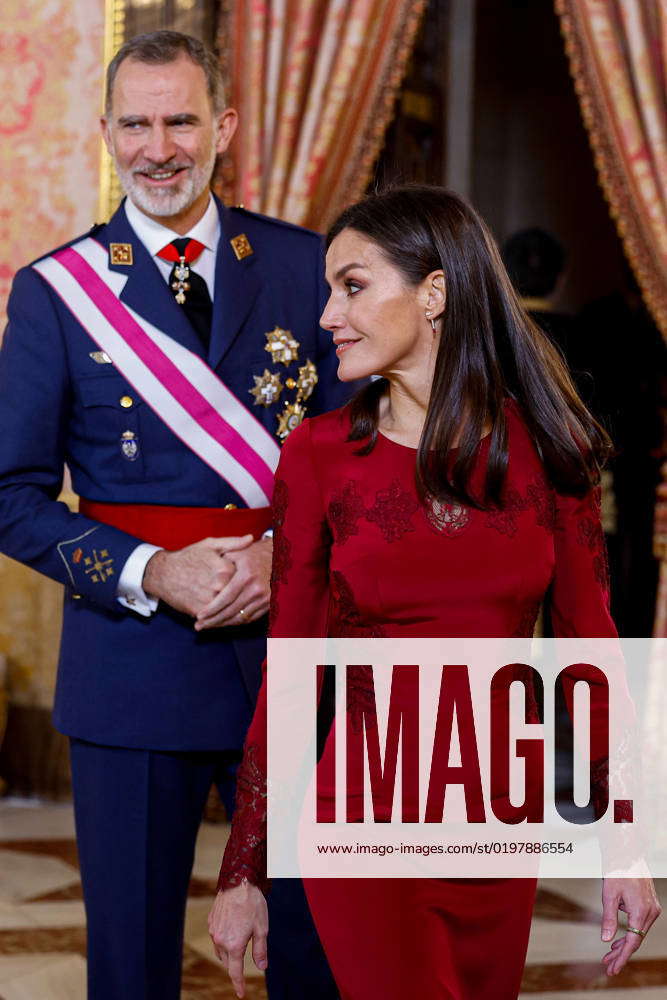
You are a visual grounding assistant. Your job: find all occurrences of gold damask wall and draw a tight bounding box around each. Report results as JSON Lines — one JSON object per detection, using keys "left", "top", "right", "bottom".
{"left": 0, "top": 0, "right": 105, "bottom": 326}
{"left": 0, "top": 0, "right": 104, "bottom": 764}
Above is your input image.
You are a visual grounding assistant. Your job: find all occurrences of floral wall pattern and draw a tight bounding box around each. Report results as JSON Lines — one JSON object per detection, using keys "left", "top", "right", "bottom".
{"left": 0, "top": 0, "right": 104, "bottom": 728}
{"left": 0, "top": 0, "right": 105, "bottom": 327}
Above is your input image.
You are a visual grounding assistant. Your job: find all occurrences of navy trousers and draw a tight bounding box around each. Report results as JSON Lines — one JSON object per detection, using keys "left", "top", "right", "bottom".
{"left": 70, "top": 739, "right": 338, "bottom": 999}
{"left": 266, "top": 880, "right": 340, "bottom": 999}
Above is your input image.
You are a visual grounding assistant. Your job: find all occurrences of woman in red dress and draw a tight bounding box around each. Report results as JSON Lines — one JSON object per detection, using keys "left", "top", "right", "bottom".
{"left": 208, "top": 186, "right": 661, "bottom": 998}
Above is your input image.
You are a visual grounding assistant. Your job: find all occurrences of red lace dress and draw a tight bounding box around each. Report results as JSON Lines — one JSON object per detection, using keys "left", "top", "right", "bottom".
{"left": 218, "top": 401, "right": 616, "bottom": 1000}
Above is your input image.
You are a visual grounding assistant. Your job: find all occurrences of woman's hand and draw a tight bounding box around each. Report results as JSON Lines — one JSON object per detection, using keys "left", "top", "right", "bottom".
{"left": 208, "top": 882, "right": 269, "bottom": 998}
{"left": 601, "top": 877, "right": 661, "bottom": 976}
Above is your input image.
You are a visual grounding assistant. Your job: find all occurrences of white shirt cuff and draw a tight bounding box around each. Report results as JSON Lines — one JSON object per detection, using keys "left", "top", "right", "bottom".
{"left": 117, "top": 543, "right": 163, "bottom": 617}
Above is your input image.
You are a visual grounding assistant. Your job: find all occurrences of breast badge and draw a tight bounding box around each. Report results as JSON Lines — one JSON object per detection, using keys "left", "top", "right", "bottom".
{"left": 265, "top": 327, "right": 300, "bottom": 365}
{"left": 249, "top": 370, "right": 284, "bottom": 407}
{"left": 276, "top": 360, "right": 319, "bottom": 439}
{"left": 277, "top": 401, "right": 306, "bottom": 440}
{"left": 258, "top": 327, "right": 319, "bottom": 441}
{"left": 295, "top": 359, "right": 318, "bottom": 400}
{"left": 120, "top": 429, "right": 140, "bottom": 461}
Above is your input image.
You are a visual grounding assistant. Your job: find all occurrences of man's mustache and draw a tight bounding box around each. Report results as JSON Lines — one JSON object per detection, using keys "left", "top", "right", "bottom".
{"left": 131, "top": 161, "right": 191, "bottom": 175}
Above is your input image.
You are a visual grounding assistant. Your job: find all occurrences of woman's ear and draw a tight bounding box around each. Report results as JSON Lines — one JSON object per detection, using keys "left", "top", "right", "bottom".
{"left": 424, "top": 270, "right": 446, "bottom": 321}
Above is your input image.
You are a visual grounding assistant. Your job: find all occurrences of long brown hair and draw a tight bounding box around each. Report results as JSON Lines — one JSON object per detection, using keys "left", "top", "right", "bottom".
{"left": 326, "top": 185, "right": 611, "bottom": 507}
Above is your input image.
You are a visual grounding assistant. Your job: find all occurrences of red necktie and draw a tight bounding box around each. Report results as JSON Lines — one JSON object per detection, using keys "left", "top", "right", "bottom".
{"left": 157, "top": 238, "right": 211, "bottom": 349}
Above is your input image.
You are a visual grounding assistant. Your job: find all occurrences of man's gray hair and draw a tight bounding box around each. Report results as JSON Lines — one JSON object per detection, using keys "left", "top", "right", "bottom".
{"left": 105, "top": 30, "right": 226, "bottom": 116}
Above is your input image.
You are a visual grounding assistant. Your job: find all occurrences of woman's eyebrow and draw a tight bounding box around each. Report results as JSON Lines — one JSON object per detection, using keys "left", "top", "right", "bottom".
{"left": 334, "top": 262, "right": 368, "bottom": 281}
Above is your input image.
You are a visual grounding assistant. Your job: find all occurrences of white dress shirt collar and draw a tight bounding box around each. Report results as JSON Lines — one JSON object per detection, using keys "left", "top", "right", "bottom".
{"left": 124, "top": 194, "right": 220, "bottom": 256}
{"left": 123, "top": 195, "right": 220, "bottom": 300}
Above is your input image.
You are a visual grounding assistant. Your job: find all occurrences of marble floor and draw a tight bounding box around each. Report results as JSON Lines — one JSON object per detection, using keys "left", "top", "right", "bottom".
{"left": 1, "top": 799, "right": 666, "bottom": 999}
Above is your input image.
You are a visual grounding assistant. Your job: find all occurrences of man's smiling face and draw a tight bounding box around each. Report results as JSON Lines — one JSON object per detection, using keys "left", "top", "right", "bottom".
{"left": 102, "top": 53, "right": 235, "bottom": 230}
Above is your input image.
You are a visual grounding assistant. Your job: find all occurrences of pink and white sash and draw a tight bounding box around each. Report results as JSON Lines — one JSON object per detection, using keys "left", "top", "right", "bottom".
{"left": 34, "top": 237, "right": 280, "bottom": 508}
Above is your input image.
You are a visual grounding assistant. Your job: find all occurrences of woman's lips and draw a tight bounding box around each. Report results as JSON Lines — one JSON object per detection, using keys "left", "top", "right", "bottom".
{"left": 334, "top": 339, "right": 360, "bottom": 355}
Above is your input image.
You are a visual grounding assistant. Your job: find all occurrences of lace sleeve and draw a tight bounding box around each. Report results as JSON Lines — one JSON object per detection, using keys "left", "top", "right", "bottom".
{"left": 216, "top": 420, "right": 331, "bottom": 894}
{"left": 268, "top": 420, "right": 330, "bottom": 638}
{"left": 217, "top": 742, "right": 268, "bottom": 894}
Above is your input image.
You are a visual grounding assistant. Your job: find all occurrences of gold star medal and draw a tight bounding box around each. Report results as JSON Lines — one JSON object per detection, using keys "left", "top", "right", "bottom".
{"left": 296, "top": 359, "right": 318, "bottom": 400}
{"left": 265, "top": 326, "right": 300, "bottom": 366}
{"left": 249, "top": 369, "right": 284, "bottom": 407}
{"left": 276, "top": 401, "right": 306, "bottom": 440}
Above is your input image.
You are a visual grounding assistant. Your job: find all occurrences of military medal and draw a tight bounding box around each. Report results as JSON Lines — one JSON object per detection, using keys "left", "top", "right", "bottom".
{"left": 249, "top": 369, "right": 284, "bottom": 407}
{"left": 171, "top": 257, "right": 191, "bottom": 305}
{"left": 265, "top": 326, "right": 300, "bottom": 365}
{"left": 157, "top": 238, "right": 206, "bottom": 307}
{"left": 120, "top": 429, "right": 139, "bottom": 461}
{"left": 256, "top": 327, "right": 319, "bottom": 442}
{"left": 296, "top": 359, "right": 318, "bottom": 400}
{"left": 276, "top": 401, "right": 306, "bottom": 440}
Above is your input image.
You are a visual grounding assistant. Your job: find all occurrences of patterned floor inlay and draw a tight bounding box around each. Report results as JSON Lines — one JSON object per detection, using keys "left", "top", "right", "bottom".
{"left": 520, "top": 959, "right": 667, "bottom": 992}
{"left": 533, "top": 886, "right": 600, "bottom": 925}
{"left": 182, "top": 951, "right": 267, "bottom": 999}
{"left": 1, "top": 801, "right": 666, "bottom": 998}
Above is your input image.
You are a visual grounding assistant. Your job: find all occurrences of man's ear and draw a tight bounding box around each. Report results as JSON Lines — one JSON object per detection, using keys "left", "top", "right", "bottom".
{"left": 100, "top": 116, "right": 113, "bottom": 156}
{"left": 215, "top": 108, "right": 239, "bottom": 155}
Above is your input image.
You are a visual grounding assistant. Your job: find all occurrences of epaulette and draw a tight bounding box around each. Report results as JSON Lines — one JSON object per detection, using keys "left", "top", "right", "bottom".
{"left": 228, "top": 204, "right": 322, "bottom": 240}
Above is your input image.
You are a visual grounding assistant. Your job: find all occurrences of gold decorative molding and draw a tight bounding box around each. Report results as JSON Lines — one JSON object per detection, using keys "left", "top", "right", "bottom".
{"left": 97, "top": 0, "right": 126, "bottom": 222}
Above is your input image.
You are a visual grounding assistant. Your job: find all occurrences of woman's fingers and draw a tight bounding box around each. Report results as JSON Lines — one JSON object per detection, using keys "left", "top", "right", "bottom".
{"left": 605, "top": 903, "right": 661, "bottom": 975}
{"left": 227, "top": 949, "right": 246, "bottom": 998}
{"left": 601, "top": 882, "right": 620, "bottom": 942}
{"left": 600, "top": 877, "right": 663, "bottom": 976}
{"left": 208, "top": 884, "right": 269, "bottom": 995}
{"left": 252, "top": 927, "right": 269, "bottom": 972}
{"left": 605, "top": 926, "right": 642, "bottom": 976}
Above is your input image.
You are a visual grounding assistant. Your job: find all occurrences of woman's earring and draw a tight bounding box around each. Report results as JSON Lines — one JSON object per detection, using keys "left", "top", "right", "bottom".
{"left": 425, "top": 311, "right": 436, "bottom": 332}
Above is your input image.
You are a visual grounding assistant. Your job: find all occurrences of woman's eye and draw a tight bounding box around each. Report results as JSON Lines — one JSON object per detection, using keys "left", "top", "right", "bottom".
{"left": 345, "top": 280, "right": 362, "bottom": 295}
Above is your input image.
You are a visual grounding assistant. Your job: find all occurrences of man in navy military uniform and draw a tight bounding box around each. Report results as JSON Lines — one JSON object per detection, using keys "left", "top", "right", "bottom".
{"left": 0, "top": 30, "right": 343, "bottom": 1000}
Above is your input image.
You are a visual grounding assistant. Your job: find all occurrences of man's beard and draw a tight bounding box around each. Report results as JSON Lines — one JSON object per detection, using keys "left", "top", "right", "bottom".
{"left": 113, "top": 136, "right": 218, "bottom": 218}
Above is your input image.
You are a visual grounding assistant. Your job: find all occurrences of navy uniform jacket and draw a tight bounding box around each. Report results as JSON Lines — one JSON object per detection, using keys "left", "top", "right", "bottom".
{"left": 0, "top": 196, "right": 348, "bottom": 750}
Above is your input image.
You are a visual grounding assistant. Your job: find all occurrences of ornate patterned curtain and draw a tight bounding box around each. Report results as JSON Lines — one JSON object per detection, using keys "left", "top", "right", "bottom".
{"left": 216, "top": 0, "right": 427, "bottom": 233}
{"left": 555, "top": 0, "right": 667, "bottom": 339}
{"left": 555, "top": 1, "right": 667, "bottom": 636}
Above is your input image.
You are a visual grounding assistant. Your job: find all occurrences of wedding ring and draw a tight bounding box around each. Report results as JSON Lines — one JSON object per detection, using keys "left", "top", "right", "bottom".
{"left": 627, "top": 926, "right": 646, "bottom": 938}
{"left": 238, "top": 608, "right": 246, "bottom": 618}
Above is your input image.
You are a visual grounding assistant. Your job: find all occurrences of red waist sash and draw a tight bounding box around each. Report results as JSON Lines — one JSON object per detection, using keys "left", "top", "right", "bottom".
{"left": 79, "top": 499, "right": 272, "bottom": 550}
